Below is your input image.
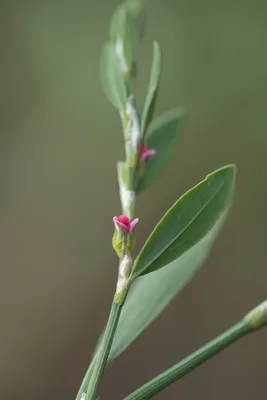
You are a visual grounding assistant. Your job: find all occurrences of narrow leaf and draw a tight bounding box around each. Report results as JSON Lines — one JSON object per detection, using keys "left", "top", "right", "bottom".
{"left": 108, "top": 211, "right": 229, "bottom": 363}
{"left": 132, "top": 165, "right": 235, "bottom": 278}
{"left": 100, "top": 42, "right": 127, "bottom": 110}
{"left": 137, "top": 108, "right": 184, "bottom": 192}
{"left": 109, "top": 1, "right": 145, "bottom": 77}
{"left": 141, "top": 42, "right": 162, "bottom": 135}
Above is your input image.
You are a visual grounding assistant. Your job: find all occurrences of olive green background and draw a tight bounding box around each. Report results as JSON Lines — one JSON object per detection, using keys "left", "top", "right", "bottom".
{"left": 1, "top": 0, "right": 267, "bottom": 399}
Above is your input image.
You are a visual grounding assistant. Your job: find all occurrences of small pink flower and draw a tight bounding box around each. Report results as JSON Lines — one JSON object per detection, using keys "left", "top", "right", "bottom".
{"left": 113, "top": 215, "right": 139, "bottom": 234}
{"left": 140, "top": 144, "right": 156, "bottom": 162}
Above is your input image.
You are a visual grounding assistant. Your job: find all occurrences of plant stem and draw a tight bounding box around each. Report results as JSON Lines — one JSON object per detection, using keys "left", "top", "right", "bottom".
{"left": 75, "top": 354, "right": 96, "bottom": 400}
{"left": 124, "top": 320, "right": 251, "bottom": 400}
{"left": 84, "top": 302, "right": 122, "bottom": 400}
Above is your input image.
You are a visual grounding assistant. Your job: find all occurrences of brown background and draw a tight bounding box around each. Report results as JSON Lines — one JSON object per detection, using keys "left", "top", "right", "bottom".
{"left": 1, "top": 0, "right": 267, "bottom": 399}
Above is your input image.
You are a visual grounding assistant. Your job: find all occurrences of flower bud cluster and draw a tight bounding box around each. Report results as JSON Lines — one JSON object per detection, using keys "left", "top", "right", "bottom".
{"left": 112, "top": 215, "right": 138, "bottom": 258}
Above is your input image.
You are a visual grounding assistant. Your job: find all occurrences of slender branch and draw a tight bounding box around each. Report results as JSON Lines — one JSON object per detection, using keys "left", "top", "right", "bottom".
{"left": 124, "top": 320, "right": 250, "bottom": 400}
{"left": 75, "top": 352, "right": 97, "bottom": 400}
{"left": 85, "top": 302, "right": 122, "bottom": 400}
{"left": 124, "top": 300, "right": 267, "bottom": 400}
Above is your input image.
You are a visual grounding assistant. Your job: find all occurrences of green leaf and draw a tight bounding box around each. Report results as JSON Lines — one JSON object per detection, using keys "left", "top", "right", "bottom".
{"left": 109, "top": 1, "right": 144, "bottom": 77}
{"left": 110, "top": 5, "right": 135, "bottom": 75}
{"left": 137, "top": 108, "right": 184, "bottom": 193}
{"left": 126, "top": 0, "right": 146, "bottom": 39}
{"left": 100, "top": 42, "right": 127, "bottom": 110}
{"left": 141, "top": 41, "right": 162, "bottom": 135}
{"left": 108, "top": 210, "right": 229, "bottom": 364}
{"left": 132, "top": 165, "right": 235, "bottom": 278}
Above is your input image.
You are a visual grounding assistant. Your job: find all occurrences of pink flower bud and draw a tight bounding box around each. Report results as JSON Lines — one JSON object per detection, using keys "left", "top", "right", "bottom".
{"left": 140, "top": 144, "right": 156, "bottom": 162}
{"left": 113, "top": 215, "right": 139, "bottom": 234}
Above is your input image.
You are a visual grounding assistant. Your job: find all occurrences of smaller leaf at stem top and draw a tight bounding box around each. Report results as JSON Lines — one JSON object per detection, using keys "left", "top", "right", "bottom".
{"left": 131, "top": 165, "right": 236, "bottom": 279}
{"left": 109, "top": 1, "right": 145, "bottom": 78}
{"left": 100, "top": 42, "right": 128, "bottom": 111}
{"left": 141, "top": 41, "right": 162, "bottom": 136}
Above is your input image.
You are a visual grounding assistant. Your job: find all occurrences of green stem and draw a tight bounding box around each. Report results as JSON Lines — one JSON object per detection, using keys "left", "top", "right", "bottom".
{"left": 124, "top": 320, "right": 250, "bottom": 400}
{"left": 85, "top": 302, "right": 122, "bottom": 400}
{"left": 75, "top": 354, "right": 97, "bottom": 400}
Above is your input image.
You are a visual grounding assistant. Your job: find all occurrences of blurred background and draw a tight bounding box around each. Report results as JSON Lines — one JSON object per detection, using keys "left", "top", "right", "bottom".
{"left": 1, "top": 0, "right": 267, "bottom": 399}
